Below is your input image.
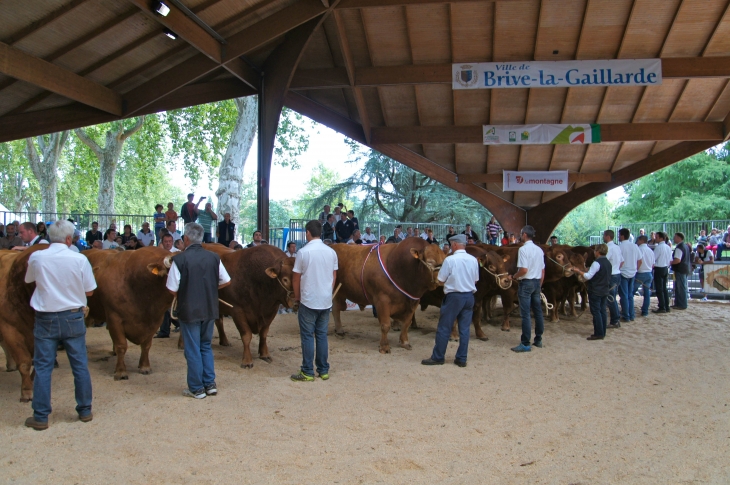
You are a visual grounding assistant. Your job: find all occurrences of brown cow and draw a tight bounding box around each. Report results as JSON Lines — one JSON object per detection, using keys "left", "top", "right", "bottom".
{"left": 331, "top": 238, "right": 445, "bottom": 353}
{"left": 477, "top": 244, "right": 519, "bottom": 331}
{"left": 196, "top": 243, "right": 295, "bottom": 368}
{"left": 0, "top": 246, "right": 47, "bottom": 401}
{"left": 84, "top": 247, "right": 173, "bottom": 380}
{"left": 541, "top": 246, "right": 586, "bottom": 322}
{"left": 417, "top": 245, "right": 512, "bottom": 340}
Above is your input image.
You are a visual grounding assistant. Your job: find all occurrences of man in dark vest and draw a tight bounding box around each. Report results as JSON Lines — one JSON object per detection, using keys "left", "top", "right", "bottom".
{"left": 572, "top": 244, "right": 612, "bottom": 340}
{"left": 671, "top": 232, "right": 691, "bottom": 310}
{"left": 166, "top": 223, "right": 231, "bottom": 399}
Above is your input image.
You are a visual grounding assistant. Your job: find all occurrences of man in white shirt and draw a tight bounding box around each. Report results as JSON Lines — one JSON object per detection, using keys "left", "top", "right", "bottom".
{"left": 15, "top": 222, "right": 50, "bottom": 250}
{"left": 511, "top": 225, "right": 546, "bottom": 353}
{"left": 420, "top": 228, "right": 430, "bottom": 240}
{"left": 421, "top": 234, "right": 479, "bottom": 367}
{"left": 361, "top": 227, "right": 377, "bottom": 243}
{"left": 618, "top": 228, "right": 642, "bottom": 322}
{"left": 166, "top": 220, "right": 182, "bottom": 243}
{"left": 291, "top": 220, "right": 338, "bottom": 382}
{"left": 651, "top": 231, "right": 673, "bottom": 314}
{"left": 635, "top": 235, "right": 655, "bottom": 317}
{"left": 603, "top": 229, "right": 624, "bottom": 328}
{"left": 23, "top": 220, "right": 97, "bottom": 430}
{"left": 137, "top": 222, "right": 155, "bottom": 247}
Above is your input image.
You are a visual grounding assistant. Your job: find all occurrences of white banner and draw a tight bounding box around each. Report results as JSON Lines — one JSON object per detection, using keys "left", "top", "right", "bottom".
{"left": 483, "top": 124, "right": 600, "bottom": 145}
{"left": 503, "top": 171, "right": 569, "bottom": 192}
{"left": 454, "top": 59, "right": 662, "bottom": 90}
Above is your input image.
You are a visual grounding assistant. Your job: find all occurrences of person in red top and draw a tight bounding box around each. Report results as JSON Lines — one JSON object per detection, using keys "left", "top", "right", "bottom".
{"left": 180, "top": 193, "right": 206, "bottom": 225}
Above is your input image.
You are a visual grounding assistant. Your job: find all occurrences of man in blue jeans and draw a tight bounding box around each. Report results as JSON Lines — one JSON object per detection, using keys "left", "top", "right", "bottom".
{"left": 635, "top": 235, "right": 655, "bottom": 317}
{"left": 166, "top": 223, "right": 231, "bottom": 399}
{"left": 618, "top": 228, "right": 642, "bottom": 322}
{"left": 291, "top": 220, "right": 338, "bottom": 382}
{"left": 24, "top": 220, "right": 97, "bottom": 430}
{"left": 670, "top": 232, "right": 691, "bottom": 310}
{"left": 511, "top": 225, "right": 546, "bottom": 353}
{"left": 603, "top": 230, "right": 624, "bottom": 329}
{"left": 421, "top": 234, "right": 479, "bottom": 367}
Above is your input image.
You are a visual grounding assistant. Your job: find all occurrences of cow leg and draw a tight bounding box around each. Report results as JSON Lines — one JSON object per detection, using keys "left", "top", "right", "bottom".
{"left": 471, "top": 299, "right": 489, "bottom": 341}
{"left": 398, "top": 307, "right": 416, "bottom": 351}
{"left": 0, "top": 325, "right": 33, "bottom": 401}
{"left": 375, "top": 301, "right": 392, "bottom": 354}
{"left": 501, "top": 291, "right": 514, "bottom": 331}
{"left": 137, "top": 334, "right": 153, "bottom": 375}
{"left": 0, "top": 339, "right": 17, "bottom": 372}
{"left": 410, "top": 313, "right": 418, "bottom": 329}
{"left": 449, "top": 321, "right": 459, "bottom": 341}
{"left": 332, "top": 295, "right": 346, "bottom": 337}
{"left": 106, "top": 315, "right": 129, "bottom": 380}
{"left": 215, "top": 318, "right": 231, "bottom": 346}
{"left": 229, "top": 310, "right": 254, "bottom": 369}
{"left": 258, "top": 324, "right": 272, "bottom": 363}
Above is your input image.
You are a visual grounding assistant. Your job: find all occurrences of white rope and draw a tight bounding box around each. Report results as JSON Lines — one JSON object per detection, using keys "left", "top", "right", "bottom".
{"left": 540, "top": 292, "right": 554, "bottom": 313}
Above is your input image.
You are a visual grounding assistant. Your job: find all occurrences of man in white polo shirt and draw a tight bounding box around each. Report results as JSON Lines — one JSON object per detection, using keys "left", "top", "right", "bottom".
{"left": 511, "top": 225, "right": 545, "bottom": 353}
{"left": 23, "top": 220, "right": 97, "bottom": 430}
{"left": 291, "top": 220, "right": 338, "bottom": 382}
{"left": 635, "top": 234, "right": 655, "bottom": 317}
{"left": 652, "top": 231, "right": 673, "bottom": 314}
{"left": 618, "top": 228, "right": 642, "bottom": 322}
{"left": 137, "top": 222, "right": 155, "bottom": 247}
{"left": 421, "top": 234, "right": 479, "bottom": 367}
{"left": 603, "top": 229, "right": 624, "bottom": 328}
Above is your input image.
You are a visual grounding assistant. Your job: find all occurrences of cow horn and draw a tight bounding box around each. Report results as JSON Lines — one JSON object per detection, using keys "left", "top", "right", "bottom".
{"left": 163, "top": 255, "right": 173, "bottom": 268}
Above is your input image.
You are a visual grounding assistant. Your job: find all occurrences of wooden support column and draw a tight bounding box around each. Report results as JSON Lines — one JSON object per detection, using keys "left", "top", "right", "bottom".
{"left": 525, "top": 141, "right": 717, "bottom": 243}
{"left": 257, "top": 17, "right": 324, "bottom": 237}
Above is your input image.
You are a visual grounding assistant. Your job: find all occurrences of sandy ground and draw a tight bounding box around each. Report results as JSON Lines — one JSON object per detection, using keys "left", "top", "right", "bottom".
{"left": 1, "top": 296, "right": 729, "bottom": 485}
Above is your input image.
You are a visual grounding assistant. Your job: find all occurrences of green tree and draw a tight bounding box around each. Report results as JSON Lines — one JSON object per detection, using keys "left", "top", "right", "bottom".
{"left": 0, "top": 140, "right": 40, "bottom": 212}
{"left": 615, "top": 147, "right": 730, "bottom": 222}
{"left": 554, "top": 194, "right": 615, "bottom": 245}
{"left": 25, "top": 131, "right": 70, "bottom": 213}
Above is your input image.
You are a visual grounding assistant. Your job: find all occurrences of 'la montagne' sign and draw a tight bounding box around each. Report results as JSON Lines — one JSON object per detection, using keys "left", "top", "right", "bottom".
{"left": 453, "top": 59, "right": 662, "bottom": 90}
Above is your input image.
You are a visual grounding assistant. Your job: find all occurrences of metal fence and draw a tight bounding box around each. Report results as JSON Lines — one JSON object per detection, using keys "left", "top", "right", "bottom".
{"left": 586, "top": 220, "right": 730, "bottom": 247}
{"left": 1, "top": 211, "right": 158, "bottom": 235}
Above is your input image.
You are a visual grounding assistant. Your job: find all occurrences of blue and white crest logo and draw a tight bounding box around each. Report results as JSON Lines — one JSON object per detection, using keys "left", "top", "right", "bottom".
{"left": 455, "top": 65, "right": 478, "bottom": 88}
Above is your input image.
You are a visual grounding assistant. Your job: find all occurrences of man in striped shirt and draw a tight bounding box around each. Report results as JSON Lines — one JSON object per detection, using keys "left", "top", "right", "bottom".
{"left": 486, "top": 217, "right": 501, "bottom": 245}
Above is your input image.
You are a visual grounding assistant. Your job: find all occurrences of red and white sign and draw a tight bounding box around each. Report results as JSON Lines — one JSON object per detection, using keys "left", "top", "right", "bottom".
{"left": 345, "top": 299, "right": 372, "bottom": 311}
{"left": 502, "top": 171, "right": 569, "bottom": 192}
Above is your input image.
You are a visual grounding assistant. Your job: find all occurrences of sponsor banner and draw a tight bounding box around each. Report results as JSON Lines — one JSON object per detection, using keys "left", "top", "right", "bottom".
{"left": 454, "top": 59, "right": 662, "bottom": 90}
{"left": 503, "top": 171, "right": 569, "bottom": 192}
{"left": 703, "top": 264, "right": 730, "bottom": 294}
{"left": 483, "top": 124, "right": 600, "bottom": 145}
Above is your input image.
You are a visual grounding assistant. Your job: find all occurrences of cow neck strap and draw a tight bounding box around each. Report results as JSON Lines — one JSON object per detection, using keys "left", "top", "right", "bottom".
{"left": 481, "top": 265, "right": 512, "bottom": 289}
{"left": 547, "top": 256, "right": 570, "bottom": 271}
{"left": 376, "top": 244, "right": 420, "bottom": 301}
{"left": 360, "top": 244, "right": 378, "bottom": 304}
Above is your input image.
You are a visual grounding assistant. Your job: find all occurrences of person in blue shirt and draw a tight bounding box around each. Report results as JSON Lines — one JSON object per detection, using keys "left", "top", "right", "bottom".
{"left": 154, "top": 204, "right": 166, "bottom": 245}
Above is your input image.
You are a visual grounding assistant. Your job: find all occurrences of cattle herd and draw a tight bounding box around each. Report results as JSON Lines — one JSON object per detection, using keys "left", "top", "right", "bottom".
{"left": 0, "top": 239, "right": 589, "bottom": 402}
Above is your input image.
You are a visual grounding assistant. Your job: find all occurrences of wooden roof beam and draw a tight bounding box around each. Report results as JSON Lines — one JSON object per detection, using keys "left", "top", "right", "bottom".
{"left": 290, "top": 57, "right": 730, "bottom": 90}
{"left": 0, "top": 41, "right": 122, "bottom": 116}
{"left": 369, "top": 122, "right": 725, "bottom": 144}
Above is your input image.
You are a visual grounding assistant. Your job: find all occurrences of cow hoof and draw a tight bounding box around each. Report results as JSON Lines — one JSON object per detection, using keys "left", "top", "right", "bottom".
{"left": 114, "top": 374, "right": 129, "bottom": 381}
{"left": 138, "top": 368, "right": 151, "bottom": 375}
{"left": 20, "top": 397, "right": 32, "bottom": 403}
{"left": 399, "top": 342, "right": 412, "bottom": 350}
{"left": 379, "top": 347, "right": 391, "bottom": 354}
{"left": 219, "top": 340, "right": 232, "bottom": 347}
{"left": 6, "top": 367, "right": 17, "bottom": 372}
{"left": 477, "top": 337, "right": 489, "bottom": 342}
{"left": 448, "top": 338, "right": 458, "bottom": 343}
{"left": 391, "top": 326, "right": 401, "bottom": 332}
{"left": 241, "top": 363, "right": 254, "bottom": 369}
{"left": 335, "top": 331, "right": 346, "bottom": 338}
{"left": 501, "top": 328, "right": 510, "bottom": 332}
{"left": 259, "top": 356, "right": 273, "bottom": 363}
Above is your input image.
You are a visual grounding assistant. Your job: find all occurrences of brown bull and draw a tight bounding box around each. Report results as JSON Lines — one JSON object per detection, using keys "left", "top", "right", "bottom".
{"left": 331, "top": 238, "right": 445, "bottom": 353}
{"left": 0, "top": 246, "right": 47, "bottom": 401}
{"left": 194, "top": 243, "right": 295, "bottom": 368}
{"left": 477, "top": 244, "right": 519, "bottom": 331}
{"left": 417, "top": 246, "right": 512, "bottom": 340}
{"left": 541, "top": 247, "right": 586, "bottom": 322}
{"left": 84, "top": 247, "right": 173, "bottom": 381}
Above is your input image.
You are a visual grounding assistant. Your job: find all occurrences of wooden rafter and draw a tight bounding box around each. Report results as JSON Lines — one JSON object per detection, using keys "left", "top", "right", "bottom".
{"left": 1, "top": 0, "right": 91, "bottom": 46}
{"left": 0, "top": 42, "right": 122, "bottom": 116}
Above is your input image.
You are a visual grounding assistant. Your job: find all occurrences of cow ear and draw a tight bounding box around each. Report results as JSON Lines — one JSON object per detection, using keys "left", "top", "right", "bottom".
{"left": 265, "top": 266, "right": 279, "bottom": 279}
{"left": 409, "top": 248, "right": 421, "bottom": 259}
{"left": 502, "top": 255, "right": 510, "bottom": 262}
{"left": 147, "top": 263, "right": 168, "bottom": 277}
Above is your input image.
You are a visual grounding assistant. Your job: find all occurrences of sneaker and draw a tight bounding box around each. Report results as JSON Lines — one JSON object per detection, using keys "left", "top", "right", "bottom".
{"left": 205, "top": 384, "right": 217, "bottom": 396}
{"left": 586, "top": 335, "right": 604, "bottom": 341}
{"left": 79, "top": 413, "right": 93, "bottom": 423}
{"left": 533, "top": 341, "right": 543, "bottom": 348}
{"left": 701, "top": 297, "right": 708, "bottom": 301}
{"left": 511, "top": 343, "right": 531, "bottom": 353}
{"left": 317, "top": 373, "right": 329, "bottom": 380}
{"left": 651, "top": 309, "right": 666, "bottom": 314}
{"left": 182, "top": 389, "right": 206, "bottom": 399}
{"left": 290, "top": 371, "right": 314, "bottom": 382}
{"left": 24, "top": 417, "right": 49, "bottom": 431}
{"left": 172, "top": 327, "right": 180, "bottom": 333}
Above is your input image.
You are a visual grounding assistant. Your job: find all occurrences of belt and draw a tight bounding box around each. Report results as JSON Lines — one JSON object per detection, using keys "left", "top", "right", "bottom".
{"left": 35, "top": 307, "right": 84, "bottom": 315}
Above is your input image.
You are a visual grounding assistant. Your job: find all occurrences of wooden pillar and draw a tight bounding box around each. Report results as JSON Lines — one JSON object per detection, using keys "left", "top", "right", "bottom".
{"left": 256, "top": 17, "right": 323, "bottom": 237}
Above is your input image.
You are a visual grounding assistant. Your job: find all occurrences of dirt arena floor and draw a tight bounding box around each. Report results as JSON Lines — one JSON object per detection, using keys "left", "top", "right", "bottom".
{"left": 1, "top": 296, "right": 729, "bottom": 484}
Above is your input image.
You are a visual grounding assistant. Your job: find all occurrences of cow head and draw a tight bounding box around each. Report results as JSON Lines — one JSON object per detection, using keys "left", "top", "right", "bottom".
{"left": 544, "top": 246, "right": 574, "bottom": 278}
{"left": 265, "top": 256, "right": 296, "bottom": 308}
{"left": 409, "top": 243, "right": 446, "bottom": 290}
{"left": 482, "top": 251, "right": 512, "bottom": 289}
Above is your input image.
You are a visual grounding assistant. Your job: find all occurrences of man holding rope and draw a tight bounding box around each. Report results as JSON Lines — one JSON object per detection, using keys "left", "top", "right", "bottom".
{"left": 511, "top": 226, "right": 545, "bottom": 353}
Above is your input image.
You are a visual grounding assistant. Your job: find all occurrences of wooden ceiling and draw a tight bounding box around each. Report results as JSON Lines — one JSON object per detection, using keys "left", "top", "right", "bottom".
{"left": 1, "top": 0, "right": 730, "bottom": 233}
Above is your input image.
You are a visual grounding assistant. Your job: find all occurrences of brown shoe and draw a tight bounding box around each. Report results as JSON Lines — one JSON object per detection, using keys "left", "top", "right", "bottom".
{"left": 24, "top": 417, "right": 48, "bottom": 431}
{"left": 586, "top": 335, "right": 604, "bottom": 341}
{"left": 79, "top": 413, "right": 93, "bottom": 423}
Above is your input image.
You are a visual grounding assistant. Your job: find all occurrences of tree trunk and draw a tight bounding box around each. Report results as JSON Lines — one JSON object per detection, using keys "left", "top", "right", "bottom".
{"left": 25, "top": 132, "right": 69, "bottom": 215}
{"left": 215, "top": 97, "right": 258, "bottom": 230}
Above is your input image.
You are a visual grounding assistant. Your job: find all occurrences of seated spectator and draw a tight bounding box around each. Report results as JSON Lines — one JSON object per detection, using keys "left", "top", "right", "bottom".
{"left": 386, "top": 227, "right": 402, "bottom": 244}
{"left": 405, "top": 227, "right": 414, "bottom": 238}
{"left": 85, "top": 221, "right": 103, "bottom": 245}
{"left": 165, "top": 202, "right": 177, "bottom": 223}
{"left": 420, "top": 228, "right": 430, "bottom": 240}
{"left": 92, "top": 240, "right": 103, "bottom": 249}
{"left": 413, "top": 228, "right": 421, "bottom": 239}
{"left": 467, "top": 236, "right": 477, "bottom": 245}
{"left": 102, "top": 229, "right": 120, "bottom": 249}
{"left": 108, "top": 222, "right": 117, "bottom": 233}
{"left": 36, "top": 222, "right": 49, "bottom": 241}
{"left": 508, "top": 234, "right": 517, "bottom": 244}
{"left": 442, "top": 242, "right": 451, "bottom": 255}
{"left": 347, "top": 229, "right": 362, "bottom": 244}
{"left": 0, "top": 223, "right": 5, "bottom": 237}
{"left": 396, "top": 225, "right": 406, "bottom": 241}
{"left": 217, "top": 213, "right": 235, "bottom": 247}
{"left": 229, "top": 240, "right": 244, "bottom": 250}
{"left": 361, "top": 226, "right": 377, "bottom": 243}
{"left": 120, "top": 224, "right": 134, "bottom": 245}
{"left": 285, "top": 241, "right": 297, "bottom": 257}
{"left": 695, "top": 243, "right": 714, "bottom": 300}
{"left": 247, "top": 230, "right": 263, "bottom": 248}
{"left": 115, "top": 236, "right": 124, "bottom": 248}
{"left": 697, "top": 230, "right": 708, "bottom": 246}
{"left": 137, "top": 222, "right": 155, "bottom": 247}
{"left": 717, "top": 228, "right": 730, "bottom": 261}
{"left": 0, "top": 223, "right": 23, "bottom": 249}
{"left": 425, "top": 229, "right": 437, "bottom": 245}
{"left": 166, "top": 220, "right": 182, "bottom": 243}
{"left": 160, "top": 233, "right": 179, "bottom": 253}
{"left": 501, "top": 233, "right": 509, "bottom": 246}
{"left": 378, "top": 235, "right": 386, "bottom": 245}
{"left": 708, "top": 229, "right": 720, "bottom": 256}
{"left": 462, "top": 224, "right": 479, "bottom": 242}
{"left": 16, "top": 222, "right": 50, "bottom": 248}
{"left": 157, "top": 228, "right": 170, "bottom": 246}
{"left": 123, "top": 235, "right": 143, "bottom": 250}
{"left": 445, "top": 226, "right": 456, "bottom": 243}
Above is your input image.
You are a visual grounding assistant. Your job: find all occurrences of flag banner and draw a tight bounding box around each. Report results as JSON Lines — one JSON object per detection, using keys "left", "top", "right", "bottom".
{"left": 503, "top": 171, "right": 569, "bottom": 192}
{"left": 453, "top": 59, "right": 662, "bottom": 90}
{"left": 483, "top": 124, "right": 601, "bottom": 145}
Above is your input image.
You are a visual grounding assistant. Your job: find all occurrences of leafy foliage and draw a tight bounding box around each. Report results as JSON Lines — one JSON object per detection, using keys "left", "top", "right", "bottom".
{"left": 0, "top": 140, "right": 41, "bottom": 212}
{"left": 554, "top": 194, "right": 616, "bottom": 246}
